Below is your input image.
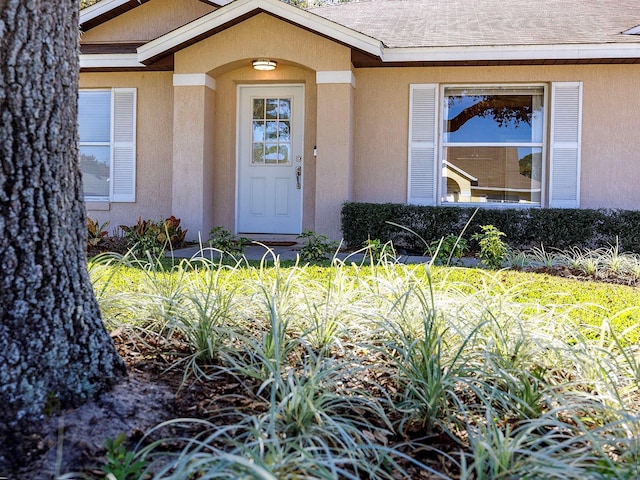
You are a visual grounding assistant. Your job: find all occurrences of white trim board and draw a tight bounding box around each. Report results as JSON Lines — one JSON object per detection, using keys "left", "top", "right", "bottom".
{"left": 173, "top": 73, "right": 216, "bottom": 91}
{"left": 316, "top": 71, "right": 356, "bottom": 87}
{"left": 384, "top": 43, "right": 640, "bottom": 63}
{"left": 80, "top": 54, "right": 144, "bottom": 69}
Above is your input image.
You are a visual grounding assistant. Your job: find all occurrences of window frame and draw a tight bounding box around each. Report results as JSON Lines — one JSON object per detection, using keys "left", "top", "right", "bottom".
{"left": 78, "top": 87, "right": 137, "bottom": 203}
{"left": 438, "top": 83, "right": 549, "bottom": 208}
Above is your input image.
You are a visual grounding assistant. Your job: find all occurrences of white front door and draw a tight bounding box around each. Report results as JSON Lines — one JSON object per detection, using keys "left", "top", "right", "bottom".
{"left": 237, "top": 85, "right": 304, "bottom": 234}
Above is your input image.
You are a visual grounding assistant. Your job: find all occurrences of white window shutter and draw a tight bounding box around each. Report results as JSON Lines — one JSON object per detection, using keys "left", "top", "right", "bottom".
{"left": 408, "top": 84, "right": 438, "bottom": 205}
{"left": 549, "top": 82, "right": 582, "bottom": 208}
{"left": 111, "top": 88, "right": 137, "bottom": 202}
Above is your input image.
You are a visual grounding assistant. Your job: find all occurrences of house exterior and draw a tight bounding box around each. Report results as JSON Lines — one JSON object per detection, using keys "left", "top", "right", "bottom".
{"left": 79, "top": 0, "right": 640, "bottom": 240}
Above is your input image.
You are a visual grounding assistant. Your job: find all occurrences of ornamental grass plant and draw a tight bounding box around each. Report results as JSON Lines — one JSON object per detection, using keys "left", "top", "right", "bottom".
{"left": 86, "top": 247, "right": 640, "bottom": 479}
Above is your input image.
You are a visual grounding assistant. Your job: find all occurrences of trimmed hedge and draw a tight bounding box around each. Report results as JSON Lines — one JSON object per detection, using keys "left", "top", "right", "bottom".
{"left": 341, "top": 202, "right": 640, "bottom": 253}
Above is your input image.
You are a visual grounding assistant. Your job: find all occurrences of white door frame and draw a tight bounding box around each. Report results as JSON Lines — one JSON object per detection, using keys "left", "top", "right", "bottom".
{"left": 235, "top": 84, "right": 305, "bottom": 235}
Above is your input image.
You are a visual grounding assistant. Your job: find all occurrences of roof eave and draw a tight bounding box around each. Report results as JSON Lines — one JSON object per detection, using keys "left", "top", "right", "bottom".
{"left": 80, "top": 53, "right": 146, "bottom": 69}
{"left": 383, "top": 43, "right": 640, "bottom": 63}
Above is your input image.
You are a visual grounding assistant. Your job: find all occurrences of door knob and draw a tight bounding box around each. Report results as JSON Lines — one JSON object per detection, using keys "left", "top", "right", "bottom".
{"left": 296, "top": 166, "right": 302, "bottom": 189}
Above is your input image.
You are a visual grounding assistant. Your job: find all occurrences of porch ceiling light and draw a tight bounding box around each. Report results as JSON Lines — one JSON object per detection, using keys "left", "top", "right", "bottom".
{"left": 253, "top": 59, "right": 277, "bottom": 71}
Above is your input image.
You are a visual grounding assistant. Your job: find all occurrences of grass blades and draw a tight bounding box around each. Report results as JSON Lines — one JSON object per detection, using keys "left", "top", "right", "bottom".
{"left": 85, "top": 248, "right": 640, "bottom": 480}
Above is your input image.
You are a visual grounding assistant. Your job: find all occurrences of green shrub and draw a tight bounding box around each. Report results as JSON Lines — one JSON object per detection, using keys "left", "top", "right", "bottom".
{"left": 208, "top": 226, "right": 249, "bottom": 255}
{"left": 341, "top": 202, "right": 640, "bottom": 253}
{"left": 297, "top": 230, "right": 338, "bottom": 263}
{"left": 87, "top": 217, "right": 110, "bottom": 248}
{"left": 363, "top": 237, "right": 396, "bottom": 263}
{"left": 120, "top": 216, "right": 187, "bottom": 256}
{"left": 472, "top": 225, "right": 508, "bottom": 269}
{"left": 428, "top": 234, "right": 469, "bottom": 266}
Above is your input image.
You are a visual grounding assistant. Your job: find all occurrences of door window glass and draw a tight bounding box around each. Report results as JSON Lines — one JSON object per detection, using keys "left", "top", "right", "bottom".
{"left": 252, "top": 97, "right": 292, "bottom": 165}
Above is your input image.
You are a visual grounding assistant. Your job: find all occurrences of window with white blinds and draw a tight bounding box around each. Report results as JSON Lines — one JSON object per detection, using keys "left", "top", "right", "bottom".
{"left": 408, "top": 82, "right": 582, "bottom": 208}
{"left": 78, "top": 88, "right": 136, "bottom": 202}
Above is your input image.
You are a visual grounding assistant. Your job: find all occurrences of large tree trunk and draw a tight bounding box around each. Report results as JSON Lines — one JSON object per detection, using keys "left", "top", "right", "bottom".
{"left": 0, "top": 0, "right": 126, "bottom": 470}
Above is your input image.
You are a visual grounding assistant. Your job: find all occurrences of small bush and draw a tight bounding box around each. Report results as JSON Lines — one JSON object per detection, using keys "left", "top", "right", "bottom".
{"left": 363, "top": 237, "right": 397, "bottom": 263}
{"left": 120, "top": 216, "right": 187, "bottom": 256}
{"left": 208, "top": 226, "right": 249, "bottom": 255}
{"left": 472, "top": 225, "right": 508, "bottom": 269}
{"left": 429, "top": 234, "right": 469, "bottom": 266}
{"left": 297, "top": 230, "right": 338, "bottom": 263}
{"left": 87, "top": 218, "right": 110, "bottom": 249}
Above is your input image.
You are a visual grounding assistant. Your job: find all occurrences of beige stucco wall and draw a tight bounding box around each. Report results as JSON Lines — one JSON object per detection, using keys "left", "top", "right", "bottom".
{"left": 81, "top": 0, "right": 215, "bottom": 43}
{"left": 315, "top": 82, "right": 354, "bottom": 239}
{"left": 175, "top": 13, "right": 352, "bottom": 74}
{"left": 353, "top": 64, "right": 640, "bottom": 210}
{"left": 80, "top": 72, "right": 174, "bottom": 232}
{"left": 172, "top": 84, "right": 216, "bottom": 238}
{"left": 172, "top": 13, "right": 351, "bottom": 235}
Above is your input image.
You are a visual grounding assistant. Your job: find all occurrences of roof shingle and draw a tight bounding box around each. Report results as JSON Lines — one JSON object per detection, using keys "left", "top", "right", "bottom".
{"left": 309, "top": 0, "right": 640, "bottom": 48}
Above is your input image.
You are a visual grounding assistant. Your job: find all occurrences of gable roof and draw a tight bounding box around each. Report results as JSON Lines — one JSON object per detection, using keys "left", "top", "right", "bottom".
{"left": 136, "top": 0, "right": 382, "bottom": 65}
{"left": 80, "top": 0, "right": 640, "bottom": 70}
{"left": 80, "top": 0, "right": 231, "bottom": 31}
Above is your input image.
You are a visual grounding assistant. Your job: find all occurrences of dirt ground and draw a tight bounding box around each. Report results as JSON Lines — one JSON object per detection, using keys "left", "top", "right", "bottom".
{"left": 4, "top": 348, "right": 176, "bottom": 479}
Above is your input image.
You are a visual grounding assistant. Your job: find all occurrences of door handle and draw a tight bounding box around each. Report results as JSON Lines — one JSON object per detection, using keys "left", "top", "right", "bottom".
{"left": 296, "top": 166, "right": 302, "bottom": 189}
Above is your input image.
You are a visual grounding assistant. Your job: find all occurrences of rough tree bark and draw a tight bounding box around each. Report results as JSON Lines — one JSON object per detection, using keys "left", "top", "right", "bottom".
{"left": 0, "top": 0, "right": 126, "bottom": 471}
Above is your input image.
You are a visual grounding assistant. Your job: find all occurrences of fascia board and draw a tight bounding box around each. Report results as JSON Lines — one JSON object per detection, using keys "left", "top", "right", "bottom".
{"left": 137, "top": 0, "right": 383, "bottom": 64}
{"left": 383, "top": 43, "right": 640, "bottom": 63}
{"left": 80, "top": 54, "right": 145, "bottom": 69}
{"left": 80, "top": 0, "right": 131, "bottom": 25}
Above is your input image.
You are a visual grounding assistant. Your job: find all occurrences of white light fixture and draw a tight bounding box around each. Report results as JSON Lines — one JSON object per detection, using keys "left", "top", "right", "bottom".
{"left": 252, "top": 59, "right": 277, "bottom": 71}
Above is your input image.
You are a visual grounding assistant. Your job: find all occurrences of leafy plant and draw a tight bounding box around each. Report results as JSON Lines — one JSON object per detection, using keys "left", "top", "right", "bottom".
{"left": 363, "top": 237, "right": 396, "bottom": 263}
{"left": 102, "top": 433, "right": 148, "bottom": 480}
{"left": 87, "top": 218, "right": 110, "bottom": 248}
{"left": 208, "top": 226, "right": 249, "bottom": 255}
{"left": 429, "top": 234, "right": 469, "bottom": 266}
{"left": 526, "top": 244, "right": 563, "bottom": 268}
{"left": 120, "top": 216, "right": 187, "bottom": 256}
{"left": 297, "top": 230, "right": 338, "bottom": 263}
{"left": 472, "top": 225, "right": 508, "bottom": 269}
{"left": 160, "top": 215, "right": 188, "bottom": 246}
